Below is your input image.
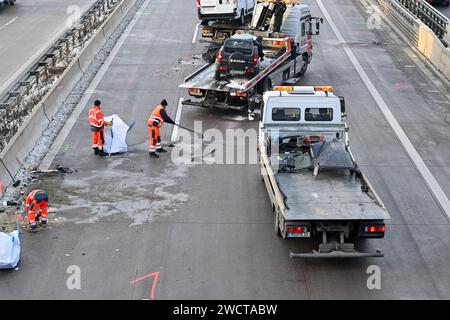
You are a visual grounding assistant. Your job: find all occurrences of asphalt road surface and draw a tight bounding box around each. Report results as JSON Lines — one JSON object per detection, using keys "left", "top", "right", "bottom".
{"left": 435, "top": 3, "right": 450, "bottom": 18}
{"left": 0, "top": 0, "right": 98, "bottom": 95}
{"left": 1, "top": 0, "right": 450, "bottom": 299}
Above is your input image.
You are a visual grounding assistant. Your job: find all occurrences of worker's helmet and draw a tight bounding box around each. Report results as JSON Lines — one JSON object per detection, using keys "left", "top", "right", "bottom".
{"left": 95, "top": 100, "right": 101, "bottom": 106}
{"left": 161, "top": 99, "right": 168, "bottom": 107}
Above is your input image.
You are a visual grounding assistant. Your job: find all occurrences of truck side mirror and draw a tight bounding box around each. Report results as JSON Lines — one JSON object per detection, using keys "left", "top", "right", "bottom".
{"left": 316, "top": 20, "right": 321, "bottom": 35}
{"left": 339, "top": 96, "right": 346, "bottom": 114}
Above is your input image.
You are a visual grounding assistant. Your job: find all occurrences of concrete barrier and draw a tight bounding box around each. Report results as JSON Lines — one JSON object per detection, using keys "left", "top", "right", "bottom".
{"left": 0, "top": 104, "right": 50, "bottom": 186}
{"left": 42, "top": 62, "right": 85, "bottom": 119}
{"left": 0, "top": 0, "right": 136, "bottom": 188}
{"left": 417, "top": 25, "right": 450, "bottom": 81}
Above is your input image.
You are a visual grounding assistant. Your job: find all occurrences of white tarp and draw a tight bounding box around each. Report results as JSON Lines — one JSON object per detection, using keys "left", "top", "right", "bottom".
{"left": 104, "top": 115, "right": 130, "bottom": 154}
{"left": 0, "top": 230, "right": 21, "bottom": 270}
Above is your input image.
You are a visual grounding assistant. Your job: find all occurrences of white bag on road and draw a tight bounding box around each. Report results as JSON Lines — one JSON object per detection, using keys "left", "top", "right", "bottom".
{"left": 0, "top": 230, "right": 21, "bottom": 270}
{"left": 104, "top": 115, "right": 130, "bottom": 154}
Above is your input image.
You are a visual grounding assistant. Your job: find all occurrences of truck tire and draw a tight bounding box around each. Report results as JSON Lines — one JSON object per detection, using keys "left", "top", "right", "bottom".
{"left": 297, "top": 55, "right": 309, "bottom": 77}
{"left": 259, "top": 78, "right": 272, "bottom": 95}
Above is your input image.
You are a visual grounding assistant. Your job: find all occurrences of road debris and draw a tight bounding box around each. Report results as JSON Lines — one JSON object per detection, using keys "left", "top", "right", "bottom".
{"left": 0, "top": 211, "right": 17, "bottom": 234}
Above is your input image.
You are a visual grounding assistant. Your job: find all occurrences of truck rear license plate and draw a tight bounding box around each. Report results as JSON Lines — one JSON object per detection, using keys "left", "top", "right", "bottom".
{"left": 288, "top": 232, "right": 311, "bottom": 238}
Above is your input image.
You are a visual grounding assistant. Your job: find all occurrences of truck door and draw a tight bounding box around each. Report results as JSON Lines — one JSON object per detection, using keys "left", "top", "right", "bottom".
{"left": 297, "top": 17, "right": 309, "bottom": 55}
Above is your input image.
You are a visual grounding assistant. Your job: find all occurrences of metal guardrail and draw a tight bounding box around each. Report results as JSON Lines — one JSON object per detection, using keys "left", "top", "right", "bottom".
{"left": 0, "top": 0, "right": 119, "bottom": 153}
{"left": 397, "top": 0, "right": 449, "bottom": 42}
{"left": 378, "top": 0, "right": 421, "bottom": 46}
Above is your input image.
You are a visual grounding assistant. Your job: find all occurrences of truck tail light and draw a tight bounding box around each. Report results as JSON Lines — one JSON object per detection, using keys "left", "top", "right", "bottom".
{"left": 217, "top": 50, "right": 223, "bottom": 63}
{"left": 287, "top": 226, "right": 305, "bottom": 234}
{"left": 303, "top": 136, "right": 325, "bottom": 144}
{"left": 218, "top": 65, "right": 228, "bottom": 71}
{"left": 253, "top": 54, "right": 258, "bottom": 66}
{"left": 271, "top": 40, "right": 285, "bottom": 47}
{"left": 230, "top": 92, "right": 247, "bottom": 97}
{"left": 246, "top": 69, "right": 254, "bottom": 75}
{"left": 366, "top": 226, "right": 386, "bottom": 233}
{"left": 188, "top": 88, "right": 204, "bottom": 97}
{"left": 196, "top": 0, "right": 201, "bottom": 9}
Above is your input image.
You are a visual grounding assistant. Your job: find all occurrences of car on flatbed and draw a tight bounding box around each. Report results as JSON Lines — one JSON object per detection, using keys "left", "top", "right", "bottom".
{"left": 215, "top": 34, "right": 262, "bottom": 80}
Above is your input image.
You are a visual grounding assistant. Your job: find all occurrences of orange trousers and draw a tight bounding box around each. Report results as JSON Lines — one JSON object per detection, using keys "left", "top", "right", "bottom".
{"left": 148, "top": 126, "right": 161, "bottom": 152}
{"left": 92, "top": 129, "right": 105, "bottom": 150}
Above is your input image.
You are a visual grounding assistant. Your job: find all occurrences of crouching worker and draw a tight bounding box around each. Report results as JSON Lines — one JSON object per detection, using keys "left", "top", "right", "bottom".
{"left": 89, "top": 100, "right": 112, "bottom": 156}
{"left": 25, "top": 190, "right": 49, "bottom": 232}
{"left": 147, "top": 99, "right": 175, "bottom": 158}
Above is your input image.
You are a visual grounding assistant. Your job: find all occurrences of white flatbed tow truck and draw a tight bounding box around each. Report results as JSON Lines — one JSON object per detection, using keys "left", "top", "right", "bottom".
{"left": 259, "top": 86, "right": 391, "bottom": 258}
{"left": 181, "top": 1, "right": 322, "bottom": 111}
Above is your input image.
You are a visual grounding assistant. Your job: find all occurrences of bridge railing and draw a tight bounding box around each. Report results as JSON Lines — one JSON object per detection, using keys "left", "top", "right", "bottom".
{"left": 397, "top": 0, "right": 449, "bottom": 44}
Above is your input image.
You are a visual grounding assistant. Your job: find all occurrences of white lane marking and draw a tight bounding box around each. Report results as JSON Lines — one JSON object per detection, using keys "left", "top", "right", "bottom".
{"left": 192, "top": 23, "right": 200, "bottom": 44}
{"left": 316, "top": 0, "right": 450, "bottom": 218}
{"left": 171, "top": 98, "right": 184, "bottom": 142}
{"left": 0, "top": 16, "right": 18, "bottom": 30}
{"left": 41, "top": 0, "right": 152, "bottom": 170}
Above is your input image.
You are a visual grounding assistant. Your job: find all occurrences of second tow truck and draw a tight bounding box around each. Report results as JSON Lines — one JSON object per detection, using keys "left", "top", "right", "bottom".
{"left": 181, "top": 0, "right": 323, "bottom": 111}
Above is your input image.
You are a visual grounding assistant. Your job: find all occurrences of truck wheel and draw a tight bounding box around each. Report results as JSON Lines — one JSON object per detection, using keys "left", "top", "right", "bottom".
{"left": 262, "top": 78, "right": 272, "bottom": 94}
{"left": 297, "top": 61, "right": 308, "bottom": 77}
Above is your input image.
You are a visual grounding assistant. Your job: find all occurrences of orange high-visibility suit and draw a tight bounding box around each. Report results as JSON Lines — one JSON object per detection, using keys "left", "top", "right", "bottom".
{"left": 89, "top": 105, "right": 105, "bottom": 151}
{"left": 147, "top": 105, "right": 165, "bottom": 153}
{"left": 26, "top": 190, "right": 49, "bottom": 229}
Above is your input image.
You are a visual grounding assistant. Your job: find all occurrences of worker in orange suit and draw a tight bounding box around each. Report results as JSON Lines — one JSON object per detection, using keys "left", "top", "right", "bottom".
{"left": 25, "top": 190, "right": 49, "bottom": 232}
{"left": 147, "top": 99, "right": 175, "bottom": 158}
{"left": 88, "top": 100, "right": 111, "bottom": 156}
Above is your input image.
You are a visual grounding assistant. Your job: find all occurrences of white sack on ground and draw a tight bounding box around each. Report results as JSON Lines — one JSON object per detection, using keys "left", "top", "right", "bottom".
{"left": 0, "top": 229, "right": 21, "bottom": 270}
{"left": 104, "top": 115, "right": 130, "bottom": 154}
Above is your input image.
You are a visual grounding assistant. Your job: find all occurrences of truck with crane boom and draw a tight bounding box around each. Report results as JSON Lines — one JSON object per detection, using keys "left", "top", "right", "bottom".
{"left": 181, "top": 0, "right": 323, "bottom": 112}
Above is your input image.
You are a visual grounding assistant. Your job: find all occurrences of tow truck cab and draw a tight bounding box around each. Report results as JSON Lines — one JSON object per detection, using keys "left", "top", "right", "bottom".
{"left": 259, "top": 86, "right": 391, "bottom": 258}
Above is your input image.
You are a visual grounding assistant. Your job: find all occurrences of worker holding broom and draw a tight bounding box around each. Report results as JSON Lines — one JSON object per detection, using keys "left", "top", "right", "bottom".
{"left": 147, "top": 99, "right": 176, "bottom": 158}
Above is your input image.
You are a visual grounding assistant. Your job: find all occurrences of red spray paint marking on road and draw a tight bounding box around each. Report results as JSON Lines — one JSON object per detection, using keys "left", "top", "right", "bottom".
{"left": 129, "top": 272, "right": 160, "bottom": 300}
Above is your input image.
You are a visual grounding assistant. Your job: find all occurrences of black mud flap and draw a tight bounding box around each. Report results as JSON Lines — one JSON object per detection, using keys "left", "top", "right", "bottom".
{"left": 182, "top": 99, "right": 248, "bottom": 111}
{"left": 290, "top": 250, "right": 384, "bottom": 259}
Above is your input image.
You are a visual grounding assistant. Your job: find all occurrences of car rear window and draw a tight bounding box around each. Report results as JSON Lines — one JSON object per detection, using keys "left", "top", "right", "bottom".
{"left": 272, "top": 108, "right": 301, "bottom": 121}
{"left": 224, "top": 40, "right": 253, "bottom": 54}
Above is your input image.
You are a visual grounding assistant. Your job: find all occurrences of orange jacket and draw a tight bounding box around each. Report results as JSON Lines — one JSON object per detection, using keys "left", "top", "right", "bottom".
{"left": 148, "top": 105, "right": 165, "bottom": 128}
{"left": 26, "top": 190, "right": 49, "bottom": 216}
{"left": 89, "top": 105, "right": 105, "bottom": 130}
